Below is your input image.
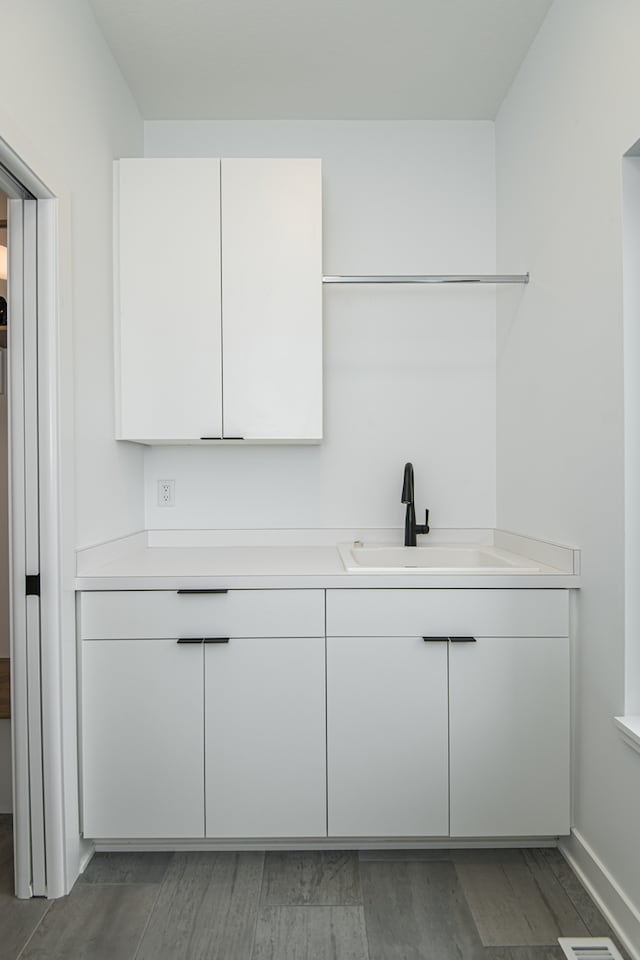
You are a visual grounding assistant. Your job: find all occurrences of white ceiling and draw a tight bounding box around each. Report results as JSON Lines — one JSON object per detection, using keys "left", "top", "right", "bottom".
{"left": 89, "top": 0, "right": 552, "bottom": 121}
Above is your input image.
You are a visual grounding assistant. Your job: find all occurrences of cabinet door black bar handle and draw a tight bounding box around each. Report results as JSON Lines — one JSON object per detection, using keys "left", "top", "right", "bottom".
{"left": 177, "top": 589, "right": 229, "bottom": 595}
{"left": 450, "top": 636, "right": 477, "bottom": 643}
{"left": 177, "top": 638, "right": 203, "bottom": 644}
{"left": 204, "top": 637, "right": 230, "bottom": 644}
{"left": 200, "top": 437, "right": 222, "bottom": 440}
{"left": 422, "top": 636, "right": 449, "bottom": 642}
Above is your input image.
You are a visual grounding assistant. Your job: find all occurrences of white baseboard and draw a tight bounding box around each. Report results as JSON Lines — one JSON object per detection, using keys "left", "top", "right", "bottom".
{"left": 560, "top": 830, "right": 640, "bottom": 960}
{"left": 93, "top": 836, "right": 558, "bottom": 853}
{"left": 78, "top": 843, "right": 95, "bottom": 876}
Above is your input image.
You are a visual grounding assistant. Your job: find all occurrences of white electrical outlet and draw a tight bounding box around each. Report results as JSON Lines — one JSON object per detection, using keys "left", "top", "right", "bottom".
{"left": 157, "top": 479, "right": 175, "bottom": 507}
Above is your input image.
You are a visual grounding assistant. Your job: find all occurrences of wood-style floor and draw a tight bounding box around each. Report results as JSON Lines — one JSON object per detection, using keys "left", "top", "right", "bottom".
{"left": 0, "top": 817, "right": 629, "bottom": 960}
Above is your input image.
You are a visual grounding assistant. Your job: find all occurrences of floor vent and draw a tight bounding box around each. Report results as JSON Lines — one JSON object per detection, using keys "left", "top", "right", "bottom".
{"left": 558, "top": 938, "right": 625, "bottom": 960}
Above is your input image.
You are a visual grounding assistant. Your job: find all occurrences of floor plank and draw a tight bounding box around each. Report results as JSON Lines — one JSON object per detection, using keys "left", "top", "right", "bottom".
{"left": 0, "top": 659, "right": 10, "bottom": 720}
{"left": 361, "top": 860, "right": 485, "bottom": 960}
{"left": 0, "top": 820, "right": 51, "bottom": 960}
{"left": 252, "top": 906, "right": 369, "bottom": 960}
{"left": 0, "top": 816, "right": 14, "bottom": 869}
{"left": 80, "top": 852, "right": 173, "bottom": 885}
{"left": 19, "top": 884, "right": 157, "bottom": 960}
{"left": 358, "top": 848, "right": 452, "bottom": 862}
{"left": 456, "top": 852, "right": 589, "bottom": 947}
{"left": 529, "top": 849, "right": 632, "bottom": 960}
{"left": 134, "top": 852, "right": 264, "bottom": 960}
{"left": 0, "top": 889, "right": 50, "bottom": 960}
{"left": 262, "top": 851, "right": 361, "bottom": 905}
{"left": 484, "top": 949, "right": 566, "bottom": 960}
{"left": 451, "top": 849, "right": 538, "bottom": 865}
{"left": 358, "top": 848, "right": 551, "bottom": 864}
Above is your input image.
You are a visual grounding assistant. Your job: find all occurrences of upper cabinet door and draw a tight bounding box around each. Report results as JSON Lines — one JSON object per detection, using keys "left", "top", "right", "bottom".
{"left": 221, "top": 159, "right": 323, "bottom": 441}
{"left": 116, "top": 158, "right": 222, "bottom": 441}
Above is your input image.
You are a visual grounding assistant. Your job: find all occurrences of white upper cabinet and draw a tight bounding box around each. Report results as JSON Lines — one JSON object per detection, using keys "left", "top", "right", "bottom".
{"left": 221, "top": 159, "right": 323, "bottom": 441}
{"left": 115, "top": 158, "right": 222, "bottom": 442}
{"left": 114, "top": 156, "right": 322, "bottom": 444}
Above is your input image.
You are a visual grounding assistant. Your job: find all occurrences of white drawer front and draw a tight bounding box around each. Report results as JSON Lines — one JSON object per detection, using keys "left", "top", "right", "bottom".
{"left": 326, "top": 589, "right": 568, "bottom": 637}
{"left": 80, "top": 589, "right": 325, "bottom": 639}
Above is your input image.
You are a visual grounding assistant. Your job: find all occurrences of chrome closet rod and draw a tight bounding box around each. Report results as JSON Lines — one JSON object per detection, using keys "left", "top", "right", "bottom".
{"left": 322, "top": 273, "right": 530, "bottom": 284}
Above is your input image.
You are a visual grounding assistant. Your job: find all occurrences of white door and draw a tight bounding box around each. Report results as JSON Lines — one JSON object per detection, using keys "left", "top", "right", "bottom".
{"left": 327, "top": 636, "right": 449, "bottom": 837}
{"left": 81, "top": 639, "right": 205, "bottom": 838}
{"left": 7, "top": 197, "right": 47, "bottom": 896}
{"left": 116, "top": 158, "right": 222, "bottom": 441}
{"left": 221, "top": 158, "right": 323, "bottom": 441}
{"left": 449, "top": 636, "right": 570, "bottom": 837}
{"left": 205, "top": 636, "right": 326, "bottom": 838}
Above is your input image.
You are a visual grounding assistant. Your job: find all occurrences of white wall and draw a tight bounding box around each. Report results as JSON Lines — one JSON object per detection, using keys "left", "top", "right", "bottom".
{"left": 496, "top": 0, "right": 640, "bottom": 945}
{"left": 622, "top": 151, "right": 640, "bottom": 716}
{"left": 144, "top": 121, "right": 497, "bottom": 531}
{"left": 0, "top": 0, "right": 144, "bottom": 889}
{"left": 0, "top": 192, "right": 8, "bottom": 659}
{"left": 1, "top": 2, "right": 145, "bottom": 550}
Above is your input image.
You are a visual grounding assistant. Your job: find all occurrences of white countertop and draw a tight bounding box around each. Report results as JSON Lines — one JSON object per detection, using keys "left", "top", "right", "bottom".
{"left": 75, "top": 528, "right": 581, "bottom": 590}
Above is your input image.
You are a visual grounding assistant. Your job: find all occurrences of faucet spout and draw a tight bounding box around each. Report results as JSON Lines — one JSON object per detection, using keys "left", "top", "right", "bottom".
{"left": 401, "top": 462, "right": 414, "bottom": 505}
{"left": 401, "top": 462, "right": 430, "bottom": 547}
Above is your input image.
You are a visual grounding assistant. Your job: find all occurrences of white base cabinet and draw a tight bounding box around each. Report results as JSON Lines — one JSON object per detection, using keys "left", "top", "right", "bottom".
{"left": 449, "top": 635, "right": 570, "bottom": 837}
{"left": 80, "top": 590, "right": 325, "bottom": 840}
{"left": 80, "top": 587, "right": 570, "bottom": 841}
{"left": 327, "top": 636, "right": 448, "bottom": 837}
{"left": 205, "top": 636, "right": 326, "bottom": 838}
{"left": 81, "top": 639, "right": 204, "bottom": 839}
{"left": 325, "top": 589, "right": 570, "bottom": 840}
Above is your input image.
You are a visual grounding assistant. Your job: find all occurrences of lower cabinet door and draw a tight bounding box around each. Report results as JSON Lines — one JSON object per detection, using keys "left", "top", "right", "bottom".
{"left": 449, "top": 636, "right": 570, "bottom": 837}
{"left": 205, "top": 636, "right": 326, "bottom": 838}
{"left": 81, "top": 639, "right": 205, "bottom": 838}
{"left": 327, "top": 636, "right": 449, "bottom": 837}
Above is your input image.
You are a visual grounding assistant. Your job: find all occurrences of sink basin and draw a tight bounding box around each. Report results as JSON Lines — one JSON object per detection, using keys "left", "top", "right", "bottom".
{"left": 338, "top": 543, "right": 541, "bottom": 573}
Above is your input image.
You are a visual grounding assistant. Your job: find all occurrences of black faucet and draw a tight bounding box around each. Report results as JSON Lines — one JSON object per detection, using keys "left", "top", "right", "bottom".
{"left": 401, "top": 462, "right": 430, "bottom": 547}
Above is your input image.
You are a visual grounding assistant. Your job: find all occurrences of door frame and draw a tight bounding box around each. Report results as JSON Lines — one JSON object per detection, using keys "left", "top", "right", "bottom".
{"left": 1, "top": 135, "right": 68, "bottom": 899}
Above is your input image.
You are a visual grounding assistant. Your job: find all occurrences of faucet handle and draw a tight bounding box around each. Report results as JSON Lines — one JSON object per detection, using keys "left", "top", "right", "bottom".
{"left": 417, "top": 509, "right": 430, "bottom": 536}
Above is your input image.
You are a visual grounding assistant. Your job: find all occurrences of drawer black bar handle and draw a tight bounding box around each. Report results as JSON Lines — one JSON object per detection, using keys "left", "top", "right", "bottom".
{"left": 204, "top": 637, "right": 230, "bottom": 644}
{"left": 177, "top": 589, "right": 229, "bottom": 595}
{"left": 177, "top": 638, "right": 203, "bottom": 645}
{"left": 422, "top": 636, "right": 449, "bottom": 642}
{"left": 450, "top": 636, "right": 477, "bottom": 643}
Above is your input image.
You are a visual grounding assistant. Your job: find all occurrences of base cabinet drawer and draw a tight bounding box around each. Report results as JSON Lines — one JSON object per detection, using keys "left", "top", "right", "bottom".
{"left": 326, "top": 589, "right": 569, "bottom": 638}
{"left": 80, "top": 589, "right": 324, "bottom": 639}
{"left": 81, "top": 639, "right": 204, "bottom": 839}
